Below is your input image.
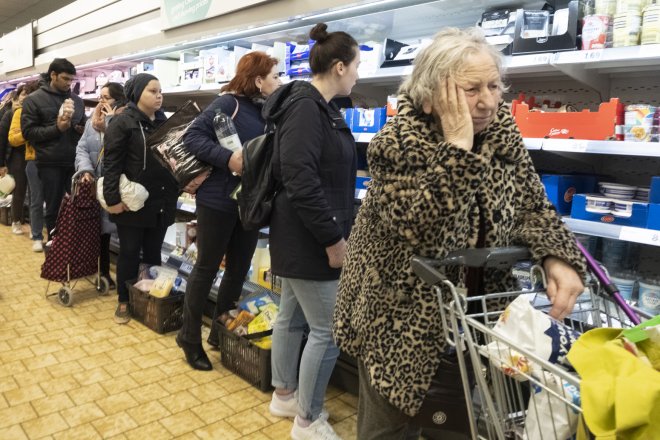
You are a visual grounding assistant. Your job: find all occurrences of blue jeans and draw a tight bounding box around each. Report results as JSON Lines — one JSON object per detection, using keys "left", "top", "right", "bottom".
{"left": 271, "top": 277, "right": 340, "bottom": 421}
{"left": 25, "top": 161, "right": 44, "bottom": 241}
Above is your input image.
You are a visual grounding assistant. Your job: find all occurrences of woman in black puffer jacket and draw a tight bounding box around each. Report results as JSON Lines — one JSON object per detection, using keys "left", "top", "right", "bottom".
{"left": 103, "top": 73, "right": 179, "bottom": 324}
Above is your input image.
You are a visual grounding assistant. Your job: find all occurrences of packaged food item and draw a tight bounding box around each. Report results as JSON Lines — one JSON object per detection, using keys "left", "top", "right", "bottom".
{"left": 483, "top": 296, "right": 581, "bottom": 379}
{"left": 239, "top": 291, "right": 275, "bottom": 315}
{"left": 613, "top": 11, "right": 642, "bottom": 46}
{"left": 148, "top": 266, "right": 178, "bottom": 298}
{"left": 595, "top": 0, "right": 617, "bottom": 15}
{"left": 523, "top": 372, "right": 580, "bottom": 440}
{"left": 641, "top": 4, "right": 660, "bottom": 44}
{"left": 227, "top": 310, "right": 254, "bottom": 333}
{"left": 247, "top": 303, "right": 279, "bottom": 349}
{"left": 624, "top": 104, "right": 657, "bottom": 141}
{"left": 582, "top": 15, "right": 613, "bottom": 49}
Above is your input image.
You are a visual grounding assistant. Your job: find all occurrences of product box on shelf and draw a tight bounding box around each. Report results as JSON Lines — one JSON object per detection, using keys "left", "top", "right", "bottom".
{"left": 512, "top": 98, "right": 624, "bottom": 140}
{"left": 541, "top": 174, "right": 598, "bottom": 214}
{"left": 127, "top": 280, "right": 184, "bottom": 334}
{"left": 649, "top": 176, "right": 660, "bottom": 203}
{"left": 570, "top": 194, "right": 660, "bottom": 230}
{"left": 505, "top": 1, "right": 583, "bottom": 55}
{"left": 352, "top": 107, "right": 387, "bottom": 133}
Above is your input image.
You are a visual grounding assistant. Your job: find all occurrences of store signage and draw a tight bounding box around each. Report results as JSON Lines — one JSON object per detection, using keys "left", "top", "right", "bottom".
{"left": 161, "top": 0, "right": 275, "bottom": 30}
{"left": 1, "top": 23, "right": 34, "bottom": 73}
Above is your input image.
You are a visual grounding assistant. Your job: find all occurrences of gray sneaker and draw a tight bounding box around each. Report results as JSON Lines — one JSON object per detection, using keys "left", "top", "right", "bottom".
{"left": 114, "top": 302, "right": 130, "bottom": 324}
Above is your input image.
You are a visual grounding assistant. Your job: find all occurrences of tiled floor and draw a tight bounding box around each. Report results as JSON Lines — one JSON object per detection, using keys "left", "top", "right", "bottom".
{"left": 0, "top": 223, "right": 358, "bottom": 439}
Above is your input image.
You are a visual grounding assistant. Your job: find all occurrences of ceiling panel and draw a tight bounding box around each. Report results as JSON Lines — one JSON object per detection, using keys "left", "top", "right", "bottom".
{"left": 0, "top": 0, "right": 74, "bottom": 36}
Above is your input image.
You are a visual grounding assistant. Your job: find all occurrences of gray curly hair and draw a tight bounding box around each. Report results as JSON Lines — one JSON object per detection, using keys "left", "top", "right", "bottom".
{"left": 399, "top": 27, "right": 507, "bottom": 110}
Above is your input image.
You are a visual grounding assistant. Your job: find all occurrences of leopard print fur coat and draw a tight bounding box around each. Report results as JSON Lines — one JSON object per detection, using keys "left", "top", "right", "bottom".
{"left": 333, "top": 94, "right": 587, "bottom": 417}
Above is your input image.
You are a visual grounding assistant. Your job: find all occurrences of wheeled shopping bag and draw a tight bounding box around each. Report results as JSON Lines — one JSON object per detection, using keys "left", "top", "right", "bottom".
{"left": 41, "top": 171, "right": 110, "bottom": 306}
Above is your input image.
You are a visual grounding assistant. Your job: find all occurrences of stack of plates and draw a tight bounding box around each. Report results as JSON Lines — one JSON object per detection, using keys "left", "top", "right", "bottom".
{"left": 599, "top": 182, "right": 637, "bottom": 200}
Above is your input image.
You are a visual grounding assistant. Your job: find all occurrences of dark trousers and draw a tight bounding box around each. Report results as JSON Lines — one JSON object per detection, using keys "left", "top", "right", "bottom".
{"left": 116, "top": 220, "right": 169, "bottom": 303}
{"left": 178, "top": 204, "right": 259, "bottom": 344}
{"left": 38, "top": 165, "right": 74, "bottom": 240}
{"left": 8, "top": 150, "right": 27, "bottom": 223}
{"left": 100, "top": 233, "right": 111, "bottom": 277}
{"left": 358, "top": 359, "right": 423, "bottom": 440}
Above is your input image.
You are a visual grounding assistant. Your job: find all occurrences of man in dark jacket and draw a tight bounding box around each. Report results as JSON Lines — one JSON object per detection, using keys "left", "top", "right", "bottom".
{"left": 21, "top": 58, "right": 86, "bottom": 241}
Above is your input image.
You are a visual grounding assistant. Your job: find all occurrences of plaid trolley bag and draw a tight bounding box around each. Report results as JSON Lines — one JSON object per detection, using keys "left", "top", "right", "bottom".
{"left": 42, "top": 171, "right": 110, "bottom": 306}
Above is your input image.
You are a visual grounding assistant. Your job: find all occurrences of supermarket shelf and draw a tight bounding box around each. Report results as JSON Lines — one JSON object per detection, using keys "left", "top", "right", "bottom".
{"left": 353, "top": 132, "right": 375, "bottom": 143}
{"left": 524, "top": 138, "right": 543, "bottom": 150}
{"left": 563, "top": 217, "right": 660, "bottom": 247}
{"left": 536, "top": 139, "right": 660, "bottom": 157}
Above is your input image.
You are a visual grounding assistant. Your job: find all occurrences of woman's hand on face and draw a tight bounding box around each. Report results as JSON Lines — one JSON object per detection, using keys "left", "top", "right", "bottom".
{"left": 101, "top": 103, "right": 116, "bottom": 117}
{"left": 543, "top": 256, "right": 585, "bottom": 321}
{"left": 106, "top": 202, "right": 128, "bottom": 214}
{"left": 436, "top": 78, "right": 474, "bottom": 151}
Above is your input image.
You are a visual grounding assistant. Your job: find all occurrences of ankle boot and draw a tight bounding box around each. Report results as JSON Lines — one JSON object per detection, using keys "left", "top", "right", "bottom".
{"left": 176, "top": 334, "right": 212, "bottom": 371}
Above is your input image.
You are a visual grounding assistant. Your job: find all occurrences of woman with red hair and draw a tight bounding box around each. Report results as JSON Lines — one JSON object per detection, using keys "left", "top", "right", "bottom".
{"left": 177, "top": 51, "right": 281, "bottom": 371}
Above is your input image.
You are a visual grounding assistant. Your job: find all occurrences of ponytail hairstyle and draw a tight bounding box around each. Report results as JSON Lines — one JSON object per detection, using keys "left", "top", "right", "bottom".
{"left": 308, "top": 23, "right": 358, "bottom": 75}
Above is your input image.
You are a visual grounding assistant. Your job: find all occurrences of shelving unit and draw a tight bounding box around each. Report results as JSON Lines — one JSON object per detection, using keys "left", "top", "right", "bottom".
{"left": 563, "top": 218, "right": 660, "bottom": 247}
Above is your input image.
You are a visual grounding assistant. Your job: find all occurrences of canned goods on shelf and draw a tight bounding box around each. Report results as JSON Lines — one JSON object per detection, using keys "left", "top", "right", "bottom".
{"left": 613, "top": 11, "right": 642, "bottom": 46}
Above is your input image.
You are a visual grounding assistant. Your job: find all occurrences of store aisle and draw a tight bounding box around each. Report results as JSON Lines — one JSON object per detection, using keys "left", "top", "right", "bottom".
{"left": 0, "top": 224, "right": 358, "bottom": 439}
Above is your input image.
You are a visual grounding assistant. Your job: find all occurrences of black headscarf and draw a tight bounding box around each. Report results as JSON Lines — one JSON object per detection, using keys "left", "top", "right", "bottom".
{"left": 124, "top": 73, "right": 158, "bottom": 104}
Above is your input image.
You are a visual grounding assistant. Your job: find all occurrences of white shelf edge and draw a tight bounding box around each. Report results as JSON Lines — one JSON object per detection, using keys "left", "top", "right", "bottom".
{"left": 353, "top": 132, "right": 375, "bottom": 143}
{"left": 539, "top": 139, "right": 660, "bottom": 157}
{"left": 563, "top": 217, "right": 660, "bottom": 247}
{"left": 524, "top": 138, "right": 543, "bottom": 150}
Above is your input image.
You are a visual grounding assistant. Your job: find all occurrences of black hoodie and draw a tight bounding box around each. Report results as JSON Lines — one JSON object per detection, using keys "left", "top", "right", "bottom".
{"left": 262, "top": 80, "right": 357, "bottom": 281}
{"left": 20, "top": 83, "right": 86, "bottom": 167}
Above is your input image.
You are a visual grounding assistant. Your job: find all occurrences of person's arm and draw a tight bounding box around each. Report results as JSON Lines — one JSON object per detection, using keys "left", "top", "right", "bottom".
{"left": 277, "top": 99, "right": 343, "bottom": 248}
{"left": 20, "top": 96, "right": 62, "bottom": 143}
{"left": 182, "top": 96, "right": 236, "bottom": 169}
{"left": 75, "top": 120, "right": 97, "bottom": 174}
{"left": 102, "top": 117, "right": 129, "bottom": 209}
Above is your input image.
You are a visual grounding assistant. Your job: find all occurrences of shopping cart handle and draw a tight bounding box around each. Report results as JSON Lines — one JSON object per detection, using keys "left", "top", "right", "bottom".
{"left": 440, "top": 247, "right": 531, "bottom": 269}
{"left": 412, "top": 247, "right": 531, "bottom": 285}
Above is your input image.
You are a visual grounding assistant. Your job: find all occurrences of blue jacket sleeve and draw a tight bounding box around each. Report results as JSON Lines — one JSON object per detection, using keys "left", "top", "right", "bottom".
{"left": 182, "top": 95, "right": 236, "bottom": 169}
{"left": 75, "top": 120, "right": 97, "bottom": 174}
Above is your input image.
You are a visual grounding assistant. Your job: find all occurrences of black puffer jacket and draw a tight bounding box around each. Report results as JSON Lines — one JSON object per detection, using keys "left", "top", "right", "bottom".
{"left": 103, "top": 103, "right": 179, "bottom": 228}
{"left": 20, "top": 84, "right": 85, "bottom": 167}
{"left": 263, "top": 80, "right": 357, "bottom": 281}
{"left": 0, "top": 108, "right": 13, "bottom": 167}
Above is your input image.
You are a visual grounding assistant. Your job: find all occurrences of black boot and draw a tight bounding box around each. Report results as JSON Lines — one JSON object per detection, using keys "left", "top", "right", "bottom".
{"left": 207, "top": 320, "right": 220, "bottom": 348}
{"left": 176, "top": 333, "right": 212, "bottom": 371}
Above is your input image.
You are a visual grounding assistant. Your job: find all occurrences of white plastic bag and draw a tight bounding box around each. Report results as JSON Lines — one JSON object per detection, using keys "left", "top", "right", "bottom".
{"left": 97, "top": 174, "right": 149, "bottom": 211}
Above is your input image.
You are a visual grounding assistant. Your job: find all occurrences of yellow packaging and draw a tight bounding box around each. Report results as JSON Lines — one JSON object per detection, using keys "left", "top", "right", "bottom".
{"left": 641, "top": 5, "right": 660, "bottom": 44}
{"left": 247, "top": 303, "right": 278, "bottom": 349}
{"left": 148, "top": 276, "right": 173, "bottom": 298}
{"left": 613, "top": 11, "right": 642, "bottom": 46}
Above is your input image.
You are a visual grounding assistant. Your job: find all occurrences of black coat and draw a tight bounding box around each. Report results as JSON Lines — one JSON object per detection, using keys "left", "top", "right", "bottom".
{"left": 183, "top": 94, "right": 265, "bottom": 212}
{"left": 103, "top": 104, "right": 179, "bottom": 228}
{"left": 20, "top": 84, "right": 85, "bottom": 167}
{"left": 0, "top": 108, "right": 13, "bottom": 167}
{"left": 263, "top": 81, "right": 357, "bottom": 280}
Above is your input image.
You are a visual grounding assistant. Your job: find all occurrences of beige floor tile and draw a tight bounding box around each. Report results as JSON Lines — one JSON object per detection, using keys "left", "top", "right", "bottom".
{"left": 0, "top": 360, "right": 26, "bottom": 378}
{"left": 133, "top": 339, "right": 167, "bottom": 355}
{"left": 25, "top": 353, "right": 61, "bottom": 371}
{"left": 185, "top": 369, "right": 220, "bottom": 386}
{"left": 52, "top": 423, "right": 102, "bottom": 440}
{"left": 91, "top": 411, "right": 138, "bottom": 438}
{"left": 0, "top": 347, "right": 35, "bottom": 363}
{"left": 127, "top": 400, "right": 171, "bottom": 425}
{"left": 30, "top": 341, "right": 65, "bottom": 356}
{"left": 224, "top": 408, "right": 271, "bottom": 435}
{"left": 259, "top": 419, "right": 293, "bottom": 440}
{"left": 85, "top": 329, "right": 117, "bottom": 343}
{"left": 188, "top": 381, "right": 229, "bottom": 403}
{"left": 252, "top": 401, "right": 285, "bottom": 425}
{"left": 108, "top": 334, "right": 141, "bottom": 348}
{"left": 190, "top": 398, "right": 235, "bottom": 424}
{"left": 123, "top": 421, "right": 172, "bottom": 440}
{"left": 158, "top": 359, "right": 195, "bottom": 377}
{"left": 0, "top": 376, "right": 18, "bottom": 393}
{"left": 77, "top": 352, "right": 113, "bottom": 370}
{"left": 54, "top": 347, "right": 89, "bottom": 363}
{"left": 159, "top": 390, "right": 202, "bottom": 414}
{"left": 325, "top": 396, "right": 358, "bottom": 422}
{"left": 106, "top": 346, "right": 141, "bottom": 363}
{"left": 98, "top": 375, "right": 139, "bottom": 396}
{"left": 37, "top": 329, "right": 68, "bottom": 344}
{"left": 337, "top": 391, "right": 359, "bottom": 409}
{"left": 128, "top": 365, "right": 164, "bottom": 386}
{"left": 215, "top": 374, "right": 252, "bottom": 393}
{"left": 103, "top": 359, "right": 142, "bottom": 378}
{"left": 128, "top": 383, "right": 170, "bottom": 404}
{"left": 159, "top": 346, "right": 183, "bottom": 362}
{"left": 333, "top": 414, "right": 358, "bottom": 440}
{"left": 0, "top": 395, "right": 8, "bottom": 410}
{"left": 0, "top": 424, "right": 28, "bottom": 440}
{"left": 46, "top": 360, "right": 83, "bottom": 378}
{"left": 80, "top": 340, "right": 115, "bottom": 356}
{"left": 195, "top": 421, "right": 241, "bottom": 440}
{"left": 66, "top": 383, "right": 109, "bottom": 406}
{"left": 31, "top": 392, "right": 75, "bottom": 416}
{"left": 240, "top": 431, "right": 271, "bottom": 440}
{"left": 0, "top": 341, "right": 11, "bottom": 353}
{"left": 21, "top": 412, "right": 69, "bottom": 438}
{"left": 159, "top": 372, "right": 199, "bottom": 394}
{"left": 73, "top": 366, "right": 113, "bottom": 386}
{"left": 218, "top": 389, "right": 263, "bottom": 413}
{"left": 4, "top": 383, "right": 46, "bottom": 406}
{"left": 159, "top": 410, "right": 205, "bottom": 436}
{"left": 96, "top": 391, "right": 139, "bottom": 415}
{"left": 131, "top": 352, "right": 168, "bottom": 369}
{"left": 39, "top": 374, "right": 81, "bottom": 395}
{"left": 12, "top": 367, "right": 53, "bottom": 387}
{"left": 60, "top": 402, "right": 106, "bottom": 427}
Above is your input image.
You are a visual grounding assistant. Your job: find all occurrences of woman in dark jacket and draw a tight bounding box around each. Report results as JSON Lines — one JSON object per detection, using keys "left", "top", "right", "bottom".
{"left": 264, "top": 23, "right": 359, "bottom": 440}
{"left": 103, "top": 73, "right": 178, "bottom": 324}
{"left": 176, "top": 51, "right": 281, "bottom": 371}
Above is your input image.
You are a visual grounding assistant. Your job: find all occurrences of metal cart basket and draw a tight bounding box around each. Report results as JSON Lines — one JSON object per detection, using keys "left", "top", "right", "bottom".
{"left": 412, "top": 247, "right": 652, "bottom": 440}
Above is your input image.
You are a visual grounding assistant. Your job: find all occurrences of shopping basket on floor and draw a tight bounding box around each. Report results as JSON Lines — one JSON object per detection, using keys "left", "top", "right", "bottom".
{"left": 42, "top": 170, "right": 111, "bottom": 306}
{"left": 411, "top": 246, "right": 653, "bottom": 440}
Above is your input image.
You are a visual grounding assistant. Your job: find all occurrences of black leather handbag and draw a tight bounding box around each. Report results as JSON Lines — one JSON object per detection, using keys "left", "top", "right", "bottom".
{"left": 412, "top": 350, "right": 476, "bottom": 439}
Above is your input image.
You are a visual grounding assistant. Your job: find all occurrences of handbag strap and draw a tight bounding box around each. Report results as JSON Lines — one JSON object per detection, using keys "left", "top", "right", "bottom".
{"left": 231, "top": 96, "right": 239, "bottom": 120}
{"left": 139, "top": 122, "right": 147, "bottom": 171}
{"left": 95, "top": 133, "right": 104, "bottom": 172}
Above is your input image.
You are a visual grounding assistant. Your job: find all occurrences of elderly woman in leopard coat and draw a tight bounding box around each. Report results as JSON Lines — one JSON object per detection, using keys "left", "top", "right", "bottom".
{"left": 333, "top": 28, "right": 587, "bottom": 439}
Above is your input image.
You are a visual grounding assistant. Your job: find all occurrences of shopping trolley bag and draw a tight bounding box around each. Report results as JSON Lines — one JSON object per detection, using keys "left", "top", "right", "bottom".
{"left": 41, "top": 177, "right": 101, "bottom": 282}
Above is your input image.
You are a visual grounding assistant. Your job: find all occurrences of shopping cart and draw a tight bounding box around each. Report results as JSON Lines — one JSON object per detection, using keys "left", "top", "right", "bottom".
{"left": 42, "top": 170, "right": 110, "bottom": 306}
{"left": 411, "top": 247, "right": 653, "bottom": 440}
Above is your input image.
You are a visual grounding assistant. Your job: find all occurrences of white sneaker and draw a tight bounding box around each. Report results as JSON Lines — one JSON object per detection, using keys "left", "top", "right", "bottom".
{"left": 269, "top": 391, "right": 298, "bottom": 418}
{"left": 32, "top": 240, "right": 43, "bottom": 252}
{"left": 269, "top": 391, "right": 330, "bottom": 420}
{"left": 11, "top": 222, "right": 23, "bottom": 235}
{"left": 291, "top": 415, "right": 342, "bottom": 440}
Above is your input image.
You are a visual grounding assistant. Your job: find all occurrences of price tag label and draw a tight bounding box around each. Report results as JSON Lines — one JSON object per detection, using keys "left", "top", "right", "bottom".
{"left": 180, "top": 262, "right": 194, "bottom": 275}
{"left": 544, "top": 139, "right": 589, "bottom": 152}
{"left": 532, "top": 53, "right": 550, "bottom": 64}
{"left": 619, "top": 227, "right": 660, "bottom": 247}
